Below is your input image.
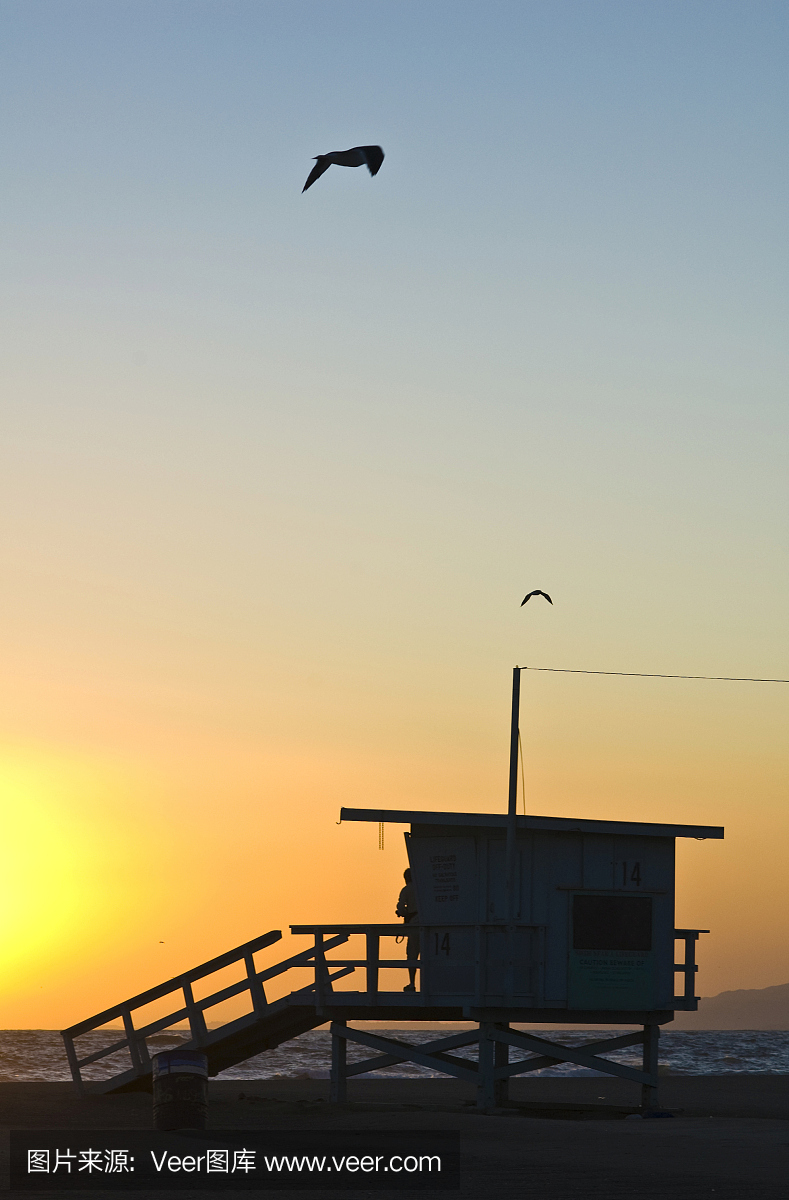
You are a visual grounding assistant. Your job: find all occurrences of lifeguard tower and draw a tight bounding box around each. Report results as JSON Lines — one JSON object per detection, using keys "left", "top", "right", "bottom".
{"left": 316, "top": 802, "right": 720, "bottom": 1109}
{"left": 62, "top": 668, "right": 722, "bottom": 1112}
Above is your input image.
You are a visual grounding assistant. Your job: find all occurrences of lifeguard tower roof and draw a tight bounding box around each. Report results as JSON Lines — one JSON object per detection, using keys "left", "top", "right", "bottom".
{"left": 340, "top": 808, "right": 724, "bottom": 840}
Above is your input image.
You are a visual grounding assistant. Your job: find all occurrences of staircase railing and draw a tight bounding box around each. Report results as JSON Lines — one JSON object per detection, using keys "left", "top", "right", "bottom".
{"left": 60, "top": 929, "right": 350, "bottom": 1093}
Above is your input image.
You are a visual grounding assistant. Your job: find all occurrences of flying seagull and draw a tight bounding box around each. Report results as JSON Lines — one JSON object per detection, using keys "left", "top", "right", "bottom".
{"left": 302, "top": 145, "right": 384, "bottom": 192}
{"left": 521, "top": 590, "right": 553, "bottom": 606}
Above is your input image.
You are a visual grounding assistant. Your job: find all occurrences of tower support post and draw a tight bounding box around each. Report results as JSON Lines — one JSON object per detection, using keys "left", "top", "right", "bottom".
{"left": 641, "top": 1022, "right": 660, "bottom": 1111}
{"left": 494, "top": 1023, "right": 510, "bottom": 1107}
{"left": 330, "top": 1020, "right": 347, "bottom": 1103}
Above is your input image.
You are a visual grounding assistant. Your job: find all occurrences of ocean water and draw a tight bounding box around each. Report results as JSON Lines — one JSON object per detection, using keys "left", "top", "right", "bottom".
{"left": 1, "top": 1029, "right": 787, "bottom": 1083}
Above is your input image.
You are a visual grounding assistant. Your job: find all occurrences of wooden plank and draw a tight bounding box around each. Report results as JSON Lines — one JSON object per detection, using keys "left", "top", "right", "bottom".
{"left": 285, "top": 958, "right": 418, "bottom": 970}
{"left": 494, "top": 1029, "right": 645, "bottom": 1079}
{"left": 366, "top": 932, "right": 379, "bottom": 998}
{"left": 331, "top": 1026, "right": 478, "bottom": 1082}
{"left": 337, "top": 1026, "right": 480, "bottom": 1078}
{"left": 641, "top": 1023, "right": 660, "bottom": 1108}
{"left": 61, "top": 1033, "right": 85, "bottom": 1095}
{"left": 467, "top": 1007, "right": 675, "bottom": 1023}
{"left": 477, "top": 1022, "right": 496, "bottom": 1110}
{"left": 330, "top": 1020, "right": 347, "bottom": 1103}
{"left": 495, "top": 1028, "right": 645, "bottom": 1055}
{"left": 339, "top": 808, "right": 724, "bottom": 840}
{"left": 491, "top": 1027, "right": 651, "bottom": 1085}
{"left": 245, "top": 950, "right": 268, "bottom": 1015}
{"left": 120, "top": 1007, "right": 144, "bottom": 1076}
{"left": 342, "top": 1022, "right": 479, "bottom": 1080}
{"left": 291, "top": 924, "right": 406, "bottom": 936}
{"left": 183, "top": 981, "right": 207, "bottom": 1044}
{"left": 315, "top": 934, "right": 326, "bottom": 1007}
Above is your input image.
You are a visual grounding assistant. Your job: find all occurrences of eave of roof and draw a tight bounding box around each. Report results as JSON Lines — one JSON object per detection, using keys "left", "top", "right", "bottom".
{"left": 339, "top": 807, "right": 724, "bottom": 840}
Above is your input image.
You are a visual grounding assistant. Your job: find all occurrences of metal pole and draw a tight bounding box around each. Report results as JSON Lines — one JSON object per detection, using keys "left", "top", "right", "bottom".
{"left": 505, "top": 666, "right": 520, "bottom": 922}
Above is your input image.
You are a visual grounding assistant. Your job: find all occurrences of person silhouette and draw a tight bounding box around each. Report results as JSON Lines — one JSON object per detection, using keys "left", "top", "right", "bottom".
{"left": 395, "top": 868, "right": 419, "bottom": 991}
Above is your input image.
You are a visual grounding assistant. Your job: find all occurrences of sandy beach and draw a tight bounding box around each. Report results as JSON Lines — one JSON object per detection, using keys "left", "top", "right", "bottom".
{"left": 1, "top": 1076, "right": 787, "bottom": 1199}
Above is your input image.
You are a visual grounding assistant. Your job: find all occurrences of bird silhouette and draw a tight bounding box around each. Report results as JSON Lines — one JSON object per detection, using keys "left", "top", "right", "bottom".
{"left": 521, "top": 590, "right": 553, "bottom": 605}
{"left": 302, "top": 145, "right": 384, "bottom": 192}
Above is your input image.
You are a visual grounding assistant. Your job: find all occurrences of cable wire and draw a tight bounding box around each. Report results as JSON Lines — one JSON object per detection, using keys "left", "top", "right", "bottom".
{"left": 520, "top": 667, "right": 788, "bottom": 683}
{"left": 517, "top": 728, "right": 526, "bottom": 817}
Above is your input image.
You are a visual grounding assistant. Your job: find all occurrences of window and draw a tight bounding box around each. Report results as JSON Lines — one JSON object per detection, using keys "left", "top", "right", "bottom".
{"left": 572, "top": 895, "right": 652, "bottom": 951}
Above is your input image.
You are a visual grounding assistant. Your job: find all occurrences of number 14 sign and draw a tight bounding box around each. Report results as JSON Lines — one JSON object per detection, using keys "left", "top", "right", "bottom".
{"left": 616, "top": 860, "right": 643, "bottom": 888}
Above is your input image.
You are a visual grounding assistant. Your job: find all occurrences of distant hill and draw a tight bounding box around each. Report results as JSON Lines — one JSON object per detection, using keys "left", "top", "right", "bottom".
{"left": 670, "top": 981, "right": 789, "bottom": 1030}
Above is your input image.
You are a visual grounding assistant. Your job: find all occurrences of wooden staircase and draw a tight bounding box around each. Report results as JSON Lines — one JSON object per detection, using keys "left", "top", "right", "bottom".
{"left": 61, "top": 930, "right": 353, "bottom": 1094}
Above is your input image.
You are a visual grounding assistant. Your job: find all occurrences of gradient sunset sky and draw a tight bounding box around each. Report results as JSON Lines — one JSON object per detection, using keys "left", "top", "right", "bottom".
{"left": 1, "top": 0, "right": 787, "bottom": 1029}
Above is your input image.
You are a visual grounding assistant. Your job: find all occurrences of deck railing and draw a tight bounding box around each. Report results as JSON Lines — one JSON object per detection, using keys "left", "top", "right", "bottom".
{"left": 674, "top": 928, "right": 709, "bottom": 1005}
{"left": 291, "top": 924, "right": 709, "bottom": 1009}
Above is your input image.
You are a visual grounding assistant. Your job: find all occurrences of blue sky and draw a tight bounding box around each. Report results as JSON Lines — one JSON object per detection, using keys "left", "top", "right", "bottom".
{"left": 3, "top": 0, "right": 786, "bottom": 724}
{"left": 1, "top": 2, "right": 787, "bottom": 1015}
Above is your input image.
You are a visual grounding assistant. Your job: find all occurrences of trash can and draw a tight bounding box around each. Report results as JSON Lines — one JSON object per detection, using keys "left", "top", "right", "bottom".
{"left": 152, "top": 1049, "right": 208, "bottom": 1130}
